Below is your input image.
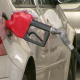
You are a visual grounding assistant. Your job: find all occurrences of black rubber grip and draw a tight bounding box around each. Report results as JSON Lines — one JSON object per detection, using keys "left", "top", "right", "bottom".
{"left": 24, "top": 31, "right": 50, "bottom": 47}
{"left": 30, "top": 20, "right": 51, "bottom": 32}
{"left": 71, "top": 48, "right": 80, "bottom": 63}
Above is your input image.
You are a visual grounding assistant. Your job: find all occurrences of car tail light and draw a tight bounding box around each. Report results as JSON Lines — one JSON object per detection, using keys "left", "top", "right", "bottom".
{"left": 0, "top": 37, "right": 7, "bottom": 56}
{"left": 0, "top": 37, "right": 2, "bottom": 44}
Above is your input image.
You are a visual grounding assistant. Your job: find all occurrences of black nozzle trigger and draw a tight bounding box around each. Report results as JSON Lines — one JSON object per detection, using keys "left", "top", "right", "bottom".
{"left": 23, "top": 31, "right": 50, "bottom": 47}
{"left": 23, "top": 20, "right": 51, "bottom": 47}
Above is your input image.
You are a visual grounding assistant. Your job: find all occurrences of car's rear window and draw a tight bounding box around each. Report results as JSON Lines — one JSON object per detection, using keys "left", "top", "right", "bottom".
{"left": 12, "top": 0, "right": 35, "bottom": 5}
{"left": 38, "top": 0, "right": 55, "bottom": 8}
{"left": 11, "top": 0, "right": 35, "bottom": 8}
{"left": 38, "top": 0, "right": 53, "bottom": 5}
{"left": 11, "top": 0, "right": 55, "bottom": 8}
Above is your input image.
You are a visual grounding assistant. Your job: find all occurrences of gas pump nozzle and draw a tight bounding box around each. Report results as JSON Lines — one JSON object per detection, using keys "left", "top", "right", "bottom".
{"left": 6, "top": 11, "right": 80, "bottom": 63}
{"left": 6, "top": 11, "right": 50, "bottom": 47}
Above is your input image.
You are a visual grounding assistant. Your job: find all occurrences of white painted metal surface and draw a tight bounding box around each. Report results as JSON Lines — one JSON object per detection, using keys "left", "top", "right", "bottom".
{"left": 0, "top": 0, "right": 75, "bottom": 80}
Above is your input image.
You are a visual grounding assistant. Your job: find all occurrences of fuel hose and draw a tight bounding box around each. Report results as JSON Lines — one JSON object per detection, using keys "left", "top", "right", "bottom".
{"left": 67, "top": 43, "right": 80, "bottom": 63}
{"left": 50, "top": 27, "right": 80, "bottom": 63}
{"left": 71, "top": 48, "right": 80, "bottom": 63}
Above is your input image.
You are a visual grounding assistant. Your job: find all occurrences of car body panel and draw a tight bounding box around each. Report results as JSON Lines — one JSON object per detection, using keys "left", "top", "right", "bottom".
{"left": 39, "top": 5, "right": 75, "bottom": 80}
{"left": 0, "top": 0, "right": 75, "bottom": 80}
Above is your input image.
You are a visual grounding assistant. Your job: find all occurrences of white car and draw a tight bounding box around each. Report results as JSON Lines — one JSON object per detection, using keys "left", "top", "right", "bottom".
{"left": 0, "top": 0, "right": 76, "bottom": 80}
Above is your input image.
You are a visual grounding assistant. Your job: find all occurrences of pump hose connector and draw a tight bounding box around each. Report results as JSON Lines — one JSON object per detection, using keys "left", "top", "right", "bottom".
{"left": 50, "top": 27, "right": 80, "bottom": 63}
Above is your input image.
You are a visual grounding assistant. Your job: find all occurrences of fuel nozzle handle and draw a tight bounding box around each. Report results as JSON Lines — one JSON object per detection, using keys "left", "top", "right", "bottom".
{"left": 31, "top": 20, "right": 51, "bottom": 32}
{"left": 6, "top": 12, "right": 34, "bottom": 38}
{"left": 6, "top": 12, "right": 51, "bottom": 38}
{"left": 6, "top": 11, "right": 50, "bottom": 47}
